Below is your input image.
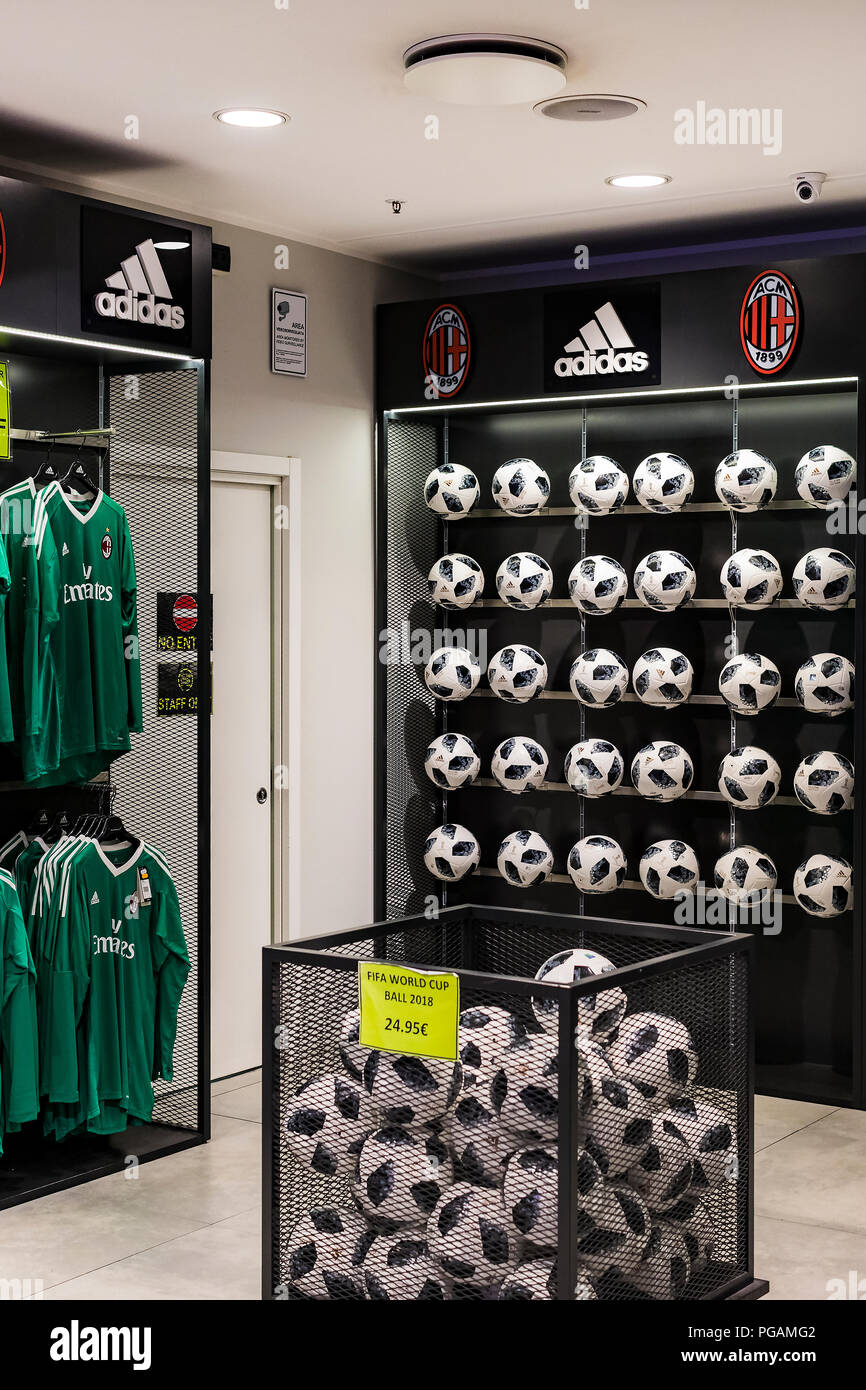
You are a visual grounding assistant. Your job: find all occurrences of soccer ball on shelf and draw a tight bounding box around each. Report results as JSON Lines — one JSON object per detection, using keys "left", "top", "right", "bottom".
{"left": 363, "top": 1234, "right": 448, "bottom": 1301}
{"left": 502, "top": 1146, "right": 560, "bottom": 1247}
{"left": 427, "top": 553, "right": 485, "bottom": 610}
{"left": 568, "top": 455, "right": 629, "bottom": 515}
{"left": 608, "top": 1012, "right": 698, "bottom": 1108}
{"left": 628, "top": 1112, "right": 695, "bottom": 1214}
{"left": 497, "top": 829, "right": 554, "bottom": 887}
{"left": 717, "top": 746, "right": 781, "bottom": 809}
{"left": 491, "top": 736, "right": 549, "bottom": 793}
{"left": 665, "top": 1096, "right": 737, "bottom": 1196}
{"left": 487, "top": 645, "right": 548, "bottom": 703}
{"left": 531, "top": 947, "right": 627, "bottom": 1041}
{"left": 447, "top": 1090, "right": 508, "bottom": 1189}
{"left": 352, "top": 1127, "right": 454, "bottom": 1228}
{"left": 793, "top": 751, "right": 854, "bottom": 815}
{"left": 793, "top": 853, "right": 853, "bottom": 918}
{"left": 628, "top": 1223, "right": 692, "bottom": 1299}
{"left": 575, "top": 1184, "right": 652, "bottom": 1280}
{"left": 495, "top": 552, "right": 553, "bottom": 610}
{"left": 795, "top": 445, "right": 857, "bottom": 508}
{"left": 639, "top": 840, "right": 700, "bottom": 900}
{"left": 568, "top": 554, "right": 629, "bottom": 615}
{"left": 718, "top": 652, "right": 781, "bottom": 715}
{"left": 457, "top": 1005, "right": 527, "bottom": 1088}
{"left": 423, "top": 646, "right": 481, "bottom": 701}
{"left": 794, "top": 653, "right": 854, "bottom": 718}
{"left": 492, "top": 458, "right": 551, "bottom": 515}
{"left": 564, "top": 738, "right": 625, "bottom": 797}
{"left": 283, "top": 1072, "right": 372, "bottom": 1178}
{"left": 633, "top": 452, "right": 695, "bottom": 513}
{"left": 567, "top": 835, "right": 627, "bottom": 894}
{"left": 424, "top": 733, "right": 481, "bottom": 790}
{"left": 630, "top": 742, "right": 694, "bottom": 802}
{"left": 633, "top": 550, "right": 696, "bottom": 612}
{"left": 423, "top": 823, "right": 480, "bottom": 881}
{"left": 632, "top": 647, "right": 694, "bottom": 709}
{"left": 569, "top": 648, "right": 629, "bottom": 708}
{"left": 489, "top": 1034, "right": 559, "bottom": 1141}
{"left": 362, "top": 1050, "right": 463, "bottom": 1128}
{"left": 714, "top": 846, "right": 777, "bottom": 904}
{"left": 284, "top": 1207, "right": 372, "bottom": 1300}
{"left": 792, "top": 548, "right": 855, "bottom": 611}
{"left": 424, "top": 463, "right": 480, "bottom": 518}
{"left": 714, "top": 449, "right": 777, "bottom": 511}
{"left": 427, "top": 1183, "right": 521, "bottom": 1294}
{"left": 720, "top": 548, "right": 783, "bottom": 610}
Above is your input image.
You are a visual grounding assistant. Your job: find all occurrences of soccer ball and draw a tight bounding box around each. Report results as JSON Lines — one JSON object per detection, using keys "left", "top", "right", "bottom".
{"left": 424, "top": 733, "right": 480, "bottom": 790}
{"left": 531, "top": 947, "right": 627, "bottom": 1041}
{"left": 424, "top": 463, "right": 480, "bottom": 518}
{"left": 793, "top": 751, "right": 854, "bottom": 815}
{"left": 568, "top": 554, "right": 628, "bottom": 615}
{"left": 427, "top": 1183, "right": 521, "bottom": 1293}
{"left": 629, "top": 1223, "right": 692, "bottom": 1299}
{"left": 577, "top": 1039, "right": 615, "bottom": 1117}
{"left": 568, "top": 455, "right": 629, "bottom": 514}
{"left": 667, "top": 1197, "right": 716, "bottom": 1275}
{"left": 352, "top": 1127, "right": 453, "bottom": 1228}
{"left": 447, "top": 1091, "right": 509, "bottom": 1189}
{"left": 503, "top": 1146, "right": 559, "bottom": 1247}
{"left": 284, "top": 1072, "right": 372, "bottom": 1178}
{"left": 792, "top": 548, "right": 855, "bottom": 611}
{"left": 718, "top": 746, "right": 781, "bottom": 810}
{"left": 499, "top": 1257, "right": 594, "bottom": 1301}
{"left": 714, "top": 450, "right": 777, "bottom": 511}
{"left": 633, "top": 452, "right": 695, "bottom": 513}
{"left": 569, "top": 648, "right": 629, "bottom": 708}
{"left": 580, "top": 1075, "right": 653, "bottom": 1180}
{"left": 718, "top": 652, "right": 781, "bottom": 715}
{"left": 564, "top": 739, "right": 625, "bottom": 797}
{"left": 795, "top": 653, "right": 854, "bottom": 717}
{"left": 423, "top": 646, "right": 481, "bottom": 702}
{"left": 720, "top": 549, "right": 783, "bottom": 610}
{"left": 793, "top": 853, "right": 853, "bottom": 917}
{"left": 634, "top": 550, "right": 696, "bottom": 612}
{"left": 714, "top": 846, "right": 777, "bottom": 904}
{"left": 492, "top": 458, "right": 551, "bottom": 515}
{"left": 628, "top": 1113, "right": 695, "bottom": 1214}
{"left": 458, "top": 1006, "right": 527, "bottom": 1089}
{"left": 487, "top": 645, "right": 548, "bottom": 703}
{"left": 567, "top": 835, "right": 627, "bottom": 894}
{"left": 338, "top": 1009, "right": 371, "bottom": 1083}
{"left": 639, "top": 841, "right": 700, "bottom": 900}
{"left": 491, "top": 736, "right": 549, "bottom": 793}
{"left": 576, "top": 1184, "right": 652, "bottom": 1279}
{"left": 496, "top": 552, "right": 553, "bottom": 610}
{"left": 497, "top": 830, "right": 554, "bottom": 887}
{"left": 632, "top": 647, "right": 694, "bottom": 709}
{"left": 795, "top": 445, "right": 857, "bottom": 508}
{"left": 363, "top": 1234, "right": 448, "bottom": 1301}
{"left": 362, "top": 1050, "right": 463, "bottom": 1128}
{"left": 608, "top": 1012, "right": 698, "bottom": 1107}
{"left": 489, "top": 1034, "right": 559, "bottom": 1142}
{"left": 665, "top": 1096, "right": 737, "bottom": 1196}
{"left": 423, "top": 823, "right": 480, "bottom": 882}
{"left": 284, "top": 1207, "right": 372, "bottom": 1300}
{"left": 630, "top": 742, "right": 694, "bottom": 802}
{"left": 427, "top": 553, "right": 485, "bottom": 610}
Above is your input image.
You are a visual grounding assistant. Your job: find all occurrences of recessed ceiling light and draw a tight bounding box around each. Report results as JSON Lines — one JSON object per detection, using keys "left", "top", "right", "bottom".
{"left": 606, "top": 173, "right": 671, "bottom": 188}
{"left": 213, "top": 108, "right": 288, "bottom": 128}
{"left": 403, "top": 34, "right": 567, "bottom": 106}
{"left": 153, "top": 241, "right": 190, "bottom": 251}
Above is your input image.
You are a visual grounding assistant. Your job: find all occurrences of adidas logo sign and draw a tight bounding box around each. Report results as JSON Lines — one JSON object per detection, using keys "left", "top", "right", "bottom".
{"left": 94, "top": 238, "right": 185, "bottom": 331}
{"left": 90, "top": 890, "right": 100, "bottom": 904}
{"left": 554, "top": 301, "right": 649, "bottom": 378}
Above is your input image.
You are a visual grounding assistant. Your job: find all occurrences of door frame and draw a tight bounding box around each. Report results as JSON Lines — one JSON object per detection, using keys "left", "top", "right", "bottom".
{"left": 211, "top": 450, "right": 301, "bottom": 945}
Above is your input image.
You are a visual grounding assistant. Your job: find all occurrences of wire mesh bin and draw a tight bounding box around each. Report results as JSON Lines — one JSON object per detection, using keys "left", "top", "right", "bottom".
{"left": 263, "top": 905, "right": 766, "bottom": 1302}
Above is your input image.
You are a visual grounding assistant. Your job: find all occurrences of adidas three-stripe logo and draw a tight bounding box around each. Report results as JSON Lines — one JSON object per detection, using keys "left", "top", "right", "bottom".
{"left": 554, "top": 300, "right": 649, "bottom": 378}
{"left": 94, "top": 238, "right": 185, "bottom": 331}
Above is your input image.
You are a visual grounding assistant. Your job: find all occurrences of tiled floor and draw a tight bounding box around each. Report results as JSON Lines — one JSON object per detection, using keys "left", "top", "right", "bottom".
{"left": 1, "top": 1082, "right": 863, "bottom": 1300}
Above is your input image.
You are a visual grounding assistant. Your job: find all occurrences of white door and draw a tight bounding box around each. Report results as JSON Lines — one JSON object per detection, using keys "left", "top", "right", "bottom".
{"left": 211, "top": 479, "right": 274, "bottom": 1078}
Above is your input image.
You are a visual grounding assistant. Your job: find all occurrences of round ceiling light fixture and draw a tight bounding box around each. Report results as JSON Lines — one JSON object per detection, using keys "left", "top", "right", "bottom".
{"left": 606, "top": 173, "right": 671, "bottom": 189}
{"left": 153, "top": 241, "right": 190, "bottom": 251}
{"left": 535, "top": 93, "right": 646, "bottom": 122}
{"left": 213, "top": 108, "right": 289, "bottom": 128}
{"left": 403, "top": 34, "right": 567, "bottom": 106}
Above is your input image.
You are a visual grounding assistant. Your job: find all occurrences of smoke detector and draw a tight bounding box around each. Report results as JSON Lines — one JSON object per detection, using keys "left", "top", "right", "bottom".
{"left": 403, "top": 34, "right": 567, "bottom": 106}
{"left": 535, "top": 94, "right": 646, "bottom": 122}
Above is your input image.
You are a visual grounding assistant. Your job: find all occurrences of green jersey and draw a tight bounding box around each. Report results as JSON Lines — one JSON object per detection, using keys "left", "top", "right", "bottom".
{"left": 0, "top": 530, "right": 12, "bottom": 742}
{"left": 0, "top": 480, "right": 60, "bottom": 770}
{"left": 0, "top": 829, "right": 28, "bottom": 874}
{"left": 14, "top": 835, "right": 48, "bottom": 920}
{"left": 0, "top": 867, "right": 39, "bottom": 1150}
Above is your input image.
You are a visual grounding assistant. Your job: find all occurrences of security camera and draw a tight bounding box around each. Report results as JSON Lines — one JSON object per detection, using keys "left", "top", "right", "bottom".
{"left": 792, "top": 172, "right": 826, "bottom": 204}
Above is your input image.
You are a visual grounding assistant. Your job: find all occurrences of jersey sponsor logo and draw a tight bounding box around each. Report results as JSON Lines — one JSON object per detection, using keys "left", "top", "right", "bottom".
{"left": 94, "top": 238, "right": 186, "bottom": 331}
{"left": 740, "top": 270, "right": 800, "bottom": 375}
{"left": 553, "top": 301, "right": 649, "bottom": 378}
{"left": 423, "top": 304, "right": 471, "bottom": 399}
{"left": 63, "top": 563, "right": 113, "bottom": 606}
{"left": 101, "top": 533, "right": 112, "bottom": 559}
{"left": 93, "top": 921, "right": 136, "bottom": 959}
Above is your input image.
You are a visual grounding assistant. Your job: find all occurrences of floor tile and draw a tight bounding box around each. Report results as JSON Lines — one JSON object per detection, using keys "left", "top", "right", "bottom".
{"left": 755, "top": 1108, "right": 866, "bottom": 1232}
{"left": 212, "top": 1082, "right": 262, "bottom": 1124}
{"left": 754, "top": 1095, "right": 838, "bottom": 1151}
{"left": 756, "top": 1215, "right": 866, "bottom": 1301}
{"left": 211, "top": 1069, "right": 261, "bottom": 1098}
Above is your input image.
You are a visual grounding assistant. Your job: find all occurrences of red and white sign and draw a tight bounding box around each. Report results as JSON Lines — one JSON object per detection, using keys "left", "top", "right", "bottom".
{"left": 740, "top": 270, "right": 800, "bottom": 376}
{"left": 173, "top": 593, "right": 198, "bottom": 632}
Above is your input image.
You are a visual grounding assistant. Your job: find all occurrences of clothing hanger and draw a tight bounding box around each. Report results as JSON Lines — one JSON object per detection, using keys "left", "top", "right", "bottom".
{"left": 25, "top": 808, "right": 51, "bottom": 838}
{"left": 59, "top": 442, "right": 99, "bottom": 497}
{"left": 45, "top": 810, "right": 71, "bottom": 844}
{"left": 97, "top": 813, "right": 139, "bottom": 850}
{"left": 33, "top": 442, "right": 60, "bottom": 485}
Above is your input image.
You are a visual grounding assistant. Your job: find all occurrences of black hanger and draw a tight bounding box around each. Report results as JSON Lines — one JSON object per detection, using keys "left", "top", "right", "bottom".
{"left": 25, "top": 807, "right": 51, "bottom": 837}
{"left": 97, "top": 814, "right": 140, "bottom": 850}
{"left": 45, "top": 809, "right": 71, "bottom": 844}
{"left": 60, "top": 442, "right": 99, "bottom": 495}
{"left": 33, "top": 441, "right": 60, "bottom": 484}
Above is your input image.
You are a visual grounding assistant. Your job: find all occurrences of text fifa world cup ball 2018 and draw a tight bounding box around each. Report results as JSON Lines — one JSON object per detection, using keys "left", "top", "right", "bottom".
{"left": 633, "top": 452, "right": 695, "bottom": 513}
{"left": 492, "top": 458, "right": 551, "bottom": 515}
{"left": 795, "top": 445, "right": 856, "bottom": 508}
{"left": 424, "top": 463, "right": 480, "bottom": 518}
{"left": 714, "top": 450, "right": 777, "bottom": 511}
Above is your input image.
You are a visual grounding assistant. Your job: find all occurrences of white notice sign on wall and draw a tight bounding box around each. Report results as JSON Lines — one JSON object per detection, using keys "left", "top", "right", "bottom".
{"left": 271, "top": 288, "right": 307, "bottom": 377}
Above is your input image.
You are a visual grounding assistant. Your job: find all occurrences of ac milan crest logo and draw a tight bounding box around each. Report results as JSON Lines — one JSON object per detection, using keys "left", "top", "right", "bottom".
{"left": 423, "top": 303, "right": 471, "bottom": 399}
{"left": 740, "top": 270, "right": 800, "bottom": 375}
{"left": 101, "top": 534, "right": 112, "bottom": 559}
{"left": 0, "top": 211, "right": 5, "bottom": 289}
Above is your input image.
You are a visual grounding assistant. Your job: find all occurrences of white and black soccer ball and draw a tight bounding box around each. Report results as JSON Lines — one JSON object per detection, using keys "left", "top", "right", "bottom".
{"left": 492, "top": 458, "right": 551, "bottom": 515}
{"left": 353, "top": 1127, "right": 454, "bottom": 1228}
{"left": 577, "top": 1039, "right": 615, "bottom": 1118}
{"left": 714, "top": 846, "right": 777, "bottom": 904}
{"left": 491, "top": 736, "right": 548, "bottom": 793}
{"left": 531, "top": 947, "right": 627, "bottom": 1041}
{"left": 502, "top": 1146, "right": 560, "bottom": 1248}
{"left": 568, "top": 554, "right": 628, "bottom": 615}
{"left": 427, "top": 553, "right": 484, "bottom": 610}
{"left": 362, "top": 1050, "right": 463, "bottom": 1128}
{"left": 718, "top": 652, "right": 781, "bottom": 715}
{"left": 487, "top": 644, "right": 548, "bottom": 703}
{"left": 423, "top": 823, "right": 480, "bottom": 882}
{"left": 567, "top": 835, "right": 627, "bottom": 894}
{"left": 569, "top": 648, "right": 629, "bottom": 708}
{"left": 568, "top": 455, "right": 629, "bottom": 515}
{"left": 489, "top": 1034, "right": 559, "bottom": 1142}
{"left": 338, "top": 1009, "right": 371, "bottom": 1083}
{"left": 576, "top": 1184, "right": 652, "bottom": 1279}
{"left": 793, "top": 853, "right": 853, "bottom": 917}
{"left": 579, "top": 1075, "right": 653, "bottom": 1180}
{"left": 792, "top": 548, "right": 855, "bottom": 611}
{"left": 628, "top": 1113, "right": 695, "bottom": 1215}
{"left": 497, "top": 829, "right": 554, "bottom": 887}
{"left": 458, "top": 1005, "right": 527, "bottom": 1089}
{"left": 795, "top": 653, "right": 854, "bottom": 717}
{"left": 714, "top": 450, "right": 777, "bottom": 511}
{"left": 630, "top": 742, "right": 694, "bottom": 802}
{"left": 634, "top": 550, "right": 696, "bottom": 612}
{"left": 424, "top": 733, "right": 480, "bottom": 791}
{"left": 665, "top": 1096, "right": 737, "bottom": 1196}
{"left": 427, "top": 1182, "right": 521, "bottom": 1292}
{"left": 447, "top": 1090, "right": 509, "bottom": 1189}
{"left": 633, "top": 452, "right": 695, "bottom": 513}
{"left": 424, "top": 463, "right": 480, "bottom": 518}
{"left": 793, "top": 751, "right": 854, "bottom": 815}
{"left": 632, "top": 647, "right": 694, "bottom": 709}
{"left": 795, "top": 445, "right": 857, "bottom": 508}
{"left": 667, "top": 1197, "right": 716, "bottom": 1276}
{"left": 639, "top": 841, "right": 700, "bottom": 900}
{"left": 363, "top": 1234, "right": 448, "bottom": 1301}
{"left": 720, "top": 549, "right": 783, "bottom": 610}
{"left": 718, "top": 746, "right": 781, "bottom": 810}
{"left": 608, "top": 1012, "right": 698, "bottom": 1108}
{"left": 423, "top": 646, "right": 481, "bottom": 702}
{"left": 284, "top": 1207, "right": 372, "bottom": 1300}
{"left": 564, "top": 739, "right": 625, "bottom": 797}
{"left": 284, "top": 1072, "right": 372, "bottom": 1179}
{"left": 628, "top": 1222, "right": 692, "bottom": 1299}
{"left": 499, "top": 1257, "right": 594, "bottom": 1301}
{"left": 496, "top": 552, "right": 553, "bottom": 610}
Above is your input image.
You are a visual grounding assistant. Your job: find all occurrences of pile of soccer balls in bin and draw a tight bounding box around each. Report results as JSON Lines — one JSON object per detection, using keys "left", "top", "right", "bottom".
{"left": 281, "top": 947, "right": 735, "bottom": 1301}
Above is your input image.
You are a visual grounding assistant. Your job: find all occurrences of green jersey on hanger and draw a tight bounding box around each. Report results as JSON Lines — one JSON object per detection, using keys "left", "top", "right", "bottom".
{"left": 0, "top": 480, "right": 60, "bottom": 772}
{"left": 0, "top": 867, "right": 39, "bottom": 1151}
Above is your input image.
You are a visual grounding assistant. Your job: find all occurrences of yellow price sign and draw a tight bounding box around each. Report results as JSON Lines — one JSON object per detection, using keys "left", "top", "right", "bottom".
{"left": 0, "top": 364, "right": 9, "bottom": 461}
{"left": 358, "top": 961, "right": 459, "bottom": 1061}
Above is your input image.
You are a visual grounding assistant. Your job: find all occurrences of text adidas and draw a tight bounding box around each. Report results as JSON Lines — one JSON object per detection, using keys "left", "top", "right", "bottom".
{"left": 94, "top": 289, "right": 184, "bottom": 330}
{"left": 555, "top": 348, "right": 649, "bottom": 377}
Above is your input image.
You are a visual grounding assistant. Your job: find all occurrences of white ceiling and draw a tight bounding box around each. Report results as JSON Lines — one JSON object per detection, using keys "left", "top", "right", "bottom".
{"left": 2, "top": 0, "right": 865, "bottom": 272}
